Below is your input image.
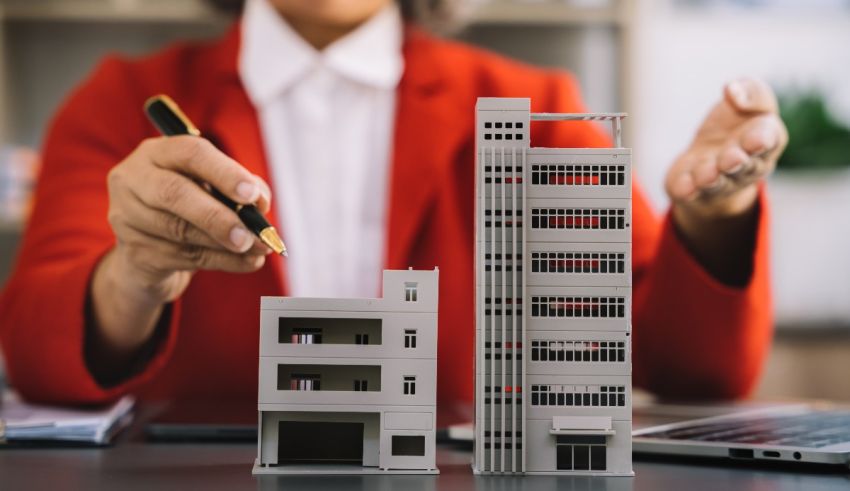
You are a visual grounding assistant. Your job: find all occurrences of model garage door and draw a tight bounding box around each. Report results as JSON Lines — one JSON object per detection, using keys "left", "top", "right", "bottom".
{"left": 278, "top": 421, "right": 364, "bottom": 464}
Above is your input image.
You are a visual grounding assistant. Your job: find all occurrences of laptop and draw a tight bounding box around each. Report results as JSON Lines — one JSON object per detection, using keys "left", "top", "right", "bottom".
{"left": 446, "top": 404, "right": 850, "bottom": 468}
{"left": 633, "top": 405, "right": 850, "bottom": 467}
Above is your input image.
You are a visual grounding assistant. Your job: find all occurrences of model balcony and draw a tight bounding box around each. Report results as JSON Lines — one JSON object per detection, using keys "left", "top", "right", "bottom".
{"left": 259, "top": 314, "right": 437, "bottom": 359}
{"left": 257, "top": 357, "right": 437, "bottom": 407}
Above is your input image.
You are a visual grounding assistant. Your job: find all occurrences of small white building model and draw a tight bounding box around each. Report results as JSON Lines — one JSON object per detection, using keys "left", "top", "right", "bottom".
{"left": 473, "top": 98, "right": 633, "bottom": 475}
{"left": 253, "top": 269, "right": 439, "bottom": 475}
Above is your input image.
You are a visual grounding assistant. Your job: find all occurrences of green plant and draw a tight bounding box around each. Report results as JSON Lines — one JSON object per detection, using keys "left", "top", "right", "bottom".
{"left": 777, "top": 90, "right": 850, "bottom": 171}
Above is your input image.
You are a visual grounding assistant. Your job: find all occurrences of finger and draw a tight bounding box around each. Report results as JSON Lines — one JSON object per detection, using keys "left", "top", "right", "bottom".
{"left": 142, "top": 136, "right": 262, "bottom": 205}
{"left": 690, "top": 155, "right": 722, "bottom": 190}
{"left": 666, "top": 165, "right": 698, "bottom": 202}
{"left": 740, "top": 114, "right": 785, "bottom": 157}
{"left": 126, "top": 233, "right": 267, "bottom": 275}
{"left": 718, "top": 146, "right": 750, "bottom": 175}
{"left": 115, "top": 193, "right": 272, "bottom": 255}
{"left": 133, "top": 166, "right": 255, "bottom": 253}
{"left": 113, "top": 191, "right": 222, "bottom": 249}
{"left": 724, "top": 78, "right": 779, "bottom": 114}
{"left": 253, "top": 175, "right": 272, "bottom": 214}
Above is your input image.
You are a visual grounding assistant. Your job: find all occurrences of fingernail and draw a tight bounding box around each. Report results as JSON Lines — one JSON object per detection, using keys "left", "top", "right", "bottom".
{"left": 236, "top": 181, "right": 260, "bottom": 202}
{"left": 729, "top": 81, "right": 748, "bottom": 106}
{"left": 230, "top": 226, "right": 252, "bottom": 251}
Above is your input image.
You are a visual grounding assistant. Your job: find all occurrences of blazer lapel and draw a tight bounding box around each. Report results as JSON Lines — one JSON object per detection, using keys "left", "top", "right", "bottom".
{"left": 386, "top": 29, "right": 469, "bottom": 269}
{"left": 199, "top": 26, "right": 287, "bottom": 294}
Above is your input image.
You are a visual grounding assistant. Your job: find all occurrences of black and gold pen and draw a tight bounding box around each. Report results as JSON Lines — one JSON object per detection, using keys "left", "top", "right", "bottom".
{"left": 144, "top": 95, "right": 287, "bottom": 257}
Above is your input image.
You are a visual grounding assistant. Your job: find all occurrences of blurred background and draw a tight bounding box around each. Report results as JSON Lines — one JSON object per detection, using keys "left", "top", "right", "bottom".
{"left": 1, "top": 0, "right": 849, "bottom": 401}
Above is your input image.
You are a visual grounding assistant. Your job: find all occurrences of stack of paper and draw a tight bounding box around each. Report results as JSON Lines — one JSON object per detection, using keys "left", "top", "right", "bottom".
{"left": 0, "top": 391, "right": 134, "bottom": 444}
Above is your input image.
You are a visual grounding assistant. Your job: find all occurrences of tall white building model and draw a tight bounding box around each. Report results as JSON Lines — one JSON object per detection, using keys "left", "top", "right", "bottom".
{"left": 254, "top": 269, "right": 439, "bottom": 475}
{"left": 474, "top": 98, "right": 633, "bottom": 475}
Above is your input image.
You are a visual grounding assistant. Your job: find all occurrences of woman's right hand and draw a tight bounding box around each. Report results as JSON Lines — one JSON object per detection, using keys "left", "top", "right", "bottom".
{"left": 89, "top": 136, "right": 273, "bottom": 366}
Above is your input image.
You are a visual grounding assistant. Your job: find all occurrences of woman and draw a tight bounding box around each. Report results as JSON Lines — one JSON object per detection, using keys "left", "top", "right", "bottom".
{"left": 0, "top": 0, "right": 786, "bottom": 411}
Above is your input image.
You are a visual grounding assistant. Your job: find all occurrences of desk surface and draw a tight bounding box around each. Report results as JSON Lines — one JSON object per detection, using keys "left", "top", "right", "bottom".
{"left": 3, "top": 401, "right": 850, "bottom": 490}
{"left": 2, "top": 442, "right": 849, "bottom": 491}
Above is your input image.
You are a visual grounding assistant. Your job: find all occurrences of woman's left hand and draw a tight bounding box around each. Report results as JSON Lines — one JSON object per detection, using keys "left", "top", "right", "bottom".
{"left": 664, "top": 78, "right": 788, "bottom": 284}
{"left": 666, "top": 78, "right": 788, "bottom": 220}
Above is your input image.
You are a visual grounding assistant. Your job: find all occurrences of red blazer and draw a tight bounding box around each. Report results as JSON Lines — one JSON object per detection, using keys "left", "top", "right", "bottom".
{"left": 0, "top": 26, "right": 773, "bottom": 412}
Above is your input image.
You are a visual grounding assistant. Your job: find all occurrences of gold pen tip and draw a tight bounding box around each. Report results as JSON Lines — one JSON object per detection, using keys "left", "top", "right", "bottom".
{"left": 259, "top": 227, "right": 287, "bottom": 257}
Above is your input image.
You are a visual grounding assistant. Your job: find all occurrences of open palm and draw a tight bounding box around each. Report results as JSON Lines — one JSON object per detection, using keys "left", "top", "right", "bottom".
{"left": 666, "top": 78, "right": 788, "bottom": 220}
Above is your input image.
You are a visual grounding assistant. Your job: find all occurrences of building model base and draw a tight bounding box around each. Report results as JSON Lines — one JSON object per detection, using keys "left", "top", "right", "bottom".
{"left": 252, "top": 459, "right": 438, "bottom": 476}
{"left": 253, "top": 269, "right": 439, "bottom": 475}
{"left": 473, "top": 98, "right": 634, "bottom": 476}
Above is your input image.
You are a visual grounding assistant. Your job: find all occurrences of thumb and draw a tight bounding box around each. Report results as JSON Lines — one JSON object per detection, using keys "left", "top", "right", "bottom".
{"left": 724, "top": 78, "right": 778, "bottom": 115}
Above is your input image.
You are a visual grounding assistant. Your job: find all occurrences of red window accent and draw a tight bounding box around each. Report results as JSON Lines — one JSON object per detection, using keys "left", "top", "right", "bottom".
{"left": 516, "top": 386, "right": 522, "bottom": 393}
{"left": 548, "top": 216, "right": 600, "bottom": 228}
{"left": 505, "top": 342, "right": 513, "bottom": 349}
{"left": 505, "top": 386, "right": 513, "bottom": 393}
{"left": 551, "top": 301, "right": 601, "bottom": 313}
{"left": 505, "top": 177, "right": 524, "bottom": 184}
{"left": 549, "top": 259, "right": 601, "bottom": 271}
{"left": 551, "top": 174, "right": 600, "bottom": 185}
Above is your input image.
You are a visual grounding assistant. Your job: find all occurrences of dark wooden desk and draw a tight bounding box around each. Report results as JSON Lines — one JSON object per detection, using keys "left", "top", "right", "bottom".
{"left": 2, "top": 440, "right": 849, "bottom": 490}
{"left": 2, "top": 400, "right": 848, "bottom": 490}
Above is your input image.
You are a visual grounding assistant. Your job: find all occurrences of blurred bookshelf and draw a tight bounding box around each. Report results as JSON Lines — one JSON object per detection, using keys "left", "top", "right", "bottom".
{"left": 0, "top": 0, "right": 627, "bottom": 25}
{"left": 0, "top": 0, "right": 227, "bottom": 24}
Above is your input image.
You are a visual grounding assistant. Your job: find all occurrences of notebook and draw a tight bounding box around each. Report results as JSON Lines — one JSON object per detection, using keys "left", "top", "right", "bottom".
{"left": 0, "top": 390, "right": 134, "bottom": 445}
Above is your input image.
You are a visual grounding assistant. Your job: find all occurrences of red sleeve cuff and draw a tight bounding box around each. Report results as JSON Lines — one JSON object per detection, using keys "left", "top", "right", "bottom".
{"left": 1, "top": 246, "right": 181, "bottom": 405}
{"left": 633, "top": 186, "right": 773, "bottom": 399}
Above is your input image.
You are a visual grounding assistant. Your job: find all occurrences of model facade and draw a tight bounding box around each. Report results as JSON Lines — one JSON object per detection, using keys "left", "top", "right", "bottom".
{"left": 473, "top": 98, "right": 633, "bottom": 475}
{"left": 253, "top": 269, "right": 439, "bottom": 475}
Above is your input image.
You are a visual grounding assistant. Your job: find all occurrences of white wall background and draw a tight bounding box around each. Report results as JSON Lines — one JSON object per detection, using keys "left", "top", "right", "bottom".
{"left": 628, "top": 1, "right": 850, "bottom": 327}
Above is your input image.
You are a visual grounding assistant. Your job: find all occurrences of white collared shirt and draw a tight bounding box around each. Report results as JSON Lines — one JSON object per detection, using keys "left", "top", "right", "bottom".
{"left": 239, "top": 0, "right": 403, "bottom": 298}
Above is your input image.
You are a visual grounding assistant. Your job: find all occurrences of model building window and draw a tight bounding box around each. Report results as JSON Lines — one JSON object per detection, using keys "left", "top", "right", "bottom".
{"left": 531, "top": 340, "right": 626, "bottom": 363}
{"left": 530, "top": 207, "right": 626, "bottom": 230}
{"left": 290, "top": 327, "right": 322, "bottom": 344}
{"left": 403, "top": 376, "right": 417, "bottom": 395}
{"left": 355, "top": 334, "right": 369, "bottom": 345}
{"left": 556, "top": 436, "right": 607, "bottom": 471}
{"left": 530, "top": 296, "right": 625, "bottom": 318}
{"left": 404, "top": 282, "right": 418, "bottom": 302}
{"left": 530, "top": 385, "right": 625, "bottom": 407}
{"left": 290, "top": 374, "right": 321, "bottom": 391}
{"left": 392, "top": 435, "right": 426, "bottom": 456}
{"left": 530, "top": 251, "right": 626, "bottom": 274}
{"left": 404, "top": 329, "right": 417, "bottom": 348}
{"left": 530, "top": 164, "right": 625, "bottom": 187}
{"left": 353, "top": 379, "right": 368, "bottom": 392}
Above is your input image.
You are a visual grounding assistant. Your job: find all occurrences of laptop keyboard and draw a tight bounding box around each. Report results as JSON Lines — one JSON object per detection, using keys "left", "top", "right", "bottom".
{"left": 645, "top": 411, "right": 850, "bottom": 448}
